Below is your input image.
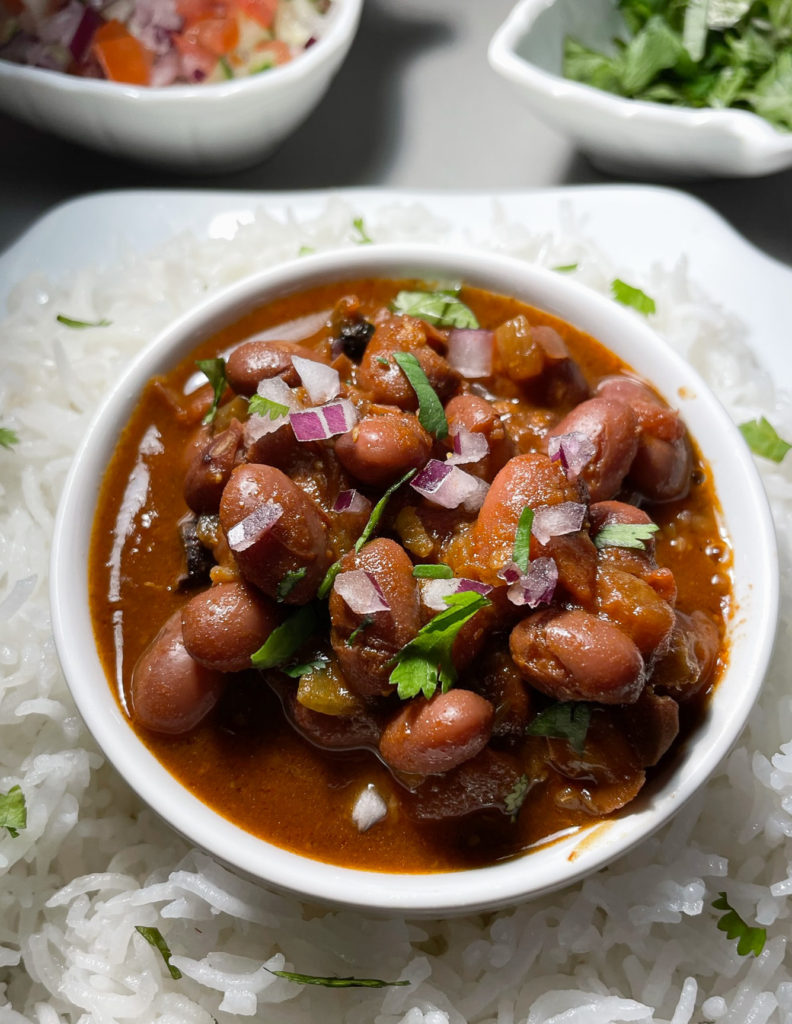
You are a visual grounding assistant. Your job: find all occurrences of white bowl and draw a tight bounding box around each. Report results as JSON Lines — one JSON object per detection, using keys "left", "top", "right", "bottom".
{"left": 51, "top": 243, "right": 778, "bottom": 916}
{"left": 488, "top": 0, "right": 792, "bottom": 179}
{"left": 0, "top": 0, "right": 362, "bottom": 172}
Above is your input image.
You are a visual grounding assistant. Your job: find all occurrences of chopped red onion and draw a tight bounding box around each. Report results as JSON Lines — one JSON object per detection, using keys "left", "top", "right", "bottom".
{"left": 497, "top": 562, "right": 523, "bottom": 586}
{"left": 321, "top": 399, "right": 356, "bottom": 435}
{"left": 421, "top": 577, "right": 493, "bottom": 612}
{"left": 505, "top": 557, "right": 558, "bottom": 608}
{"left": 333, "top": 489, "right": 372, "bottom": 515}
{"left": 38, "top": 1, "right": 84, "bottom": 46}
{"left": 226, "top": 502, "right": 283, "bottom": 554}
{"left": 411, "top": 460, "right": 489, "bottom": 512}
{"left": 291, "top": 355, "right": 340, "bottom": 404}
{"left": 352, "top": 784, "right": 388, "bottom": 832}
{"left": 457, "top": 578, "right": 493, "bottom": 597}
{"left": 447, "top": 329, "right": 494, "bottom": 378}
{"left": 290, "top": 399, "right": 357, "bottom": 442}
{"left": 531, "top": 502, "right": 587, "bottom": 545}
{"left": 334, "top": 569, "right": 391, "bottom": 615}
{"left": 446, "top": 425, "right": 489, "bottom": 466}
{"left": 548, "top": 431, "right": 596, "bottom": 481}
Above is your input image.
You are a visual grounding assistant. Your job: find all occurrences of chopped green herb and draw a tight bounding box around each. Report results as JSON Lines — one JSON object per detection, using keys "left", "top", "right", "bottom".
{"left": 392, "top": 351, "right": 448, "bottom": 439}
{"left": 0, "top": 427, "right": 19, "bottom": 450}
{"left": 352, "top": 216, "right": 373, "bottom": 244}
{"left": 504, "top": 774, "right": 531, "bottom": 820}
{"left": 0, "top": 785, "right": 26, "bottom": 838}
{"left": 594, "top": 522, "right": 660, "bottom": 550}
{"left": 512, "top": 507, "right": 535, "bottom": 573}
{"left": 346, "top": 615, "right": 374, "bottom": 646}
{"left": 135, "top": 926, "right": 182, "bottom": 979}
{"left": 553, "top": 263, "right": 579, "bottom": 272}
{"left": 525, "top": 702, "right": 592, "bottom": 754}
{"left": 412, "top": 564, "right": 454, "bottom": 579}
{"left": 317, "top": 561, "right": 342, "bottom": 601}
{"left": 251, "top": 604, "right": 319, "bottom": 669}
{"left": 248, "top": 394, "right": 290, "bottom": 420}
{"left": 376, "top": 356, "right": 390, "bottom": 367}
{"left": 277, "top": 567, "right": 308, "bottom": 602}
{"left": 298, "top": 245, "right": 316, "bottom": 257}
{"left": 611, "top": 279, "right": 657, "bottom": 315}
{"left": 281, "top": 653, "right": 330, "bottom": 678}
{"left": 268, "top": 968, "right": 408, "bottom": 989}
{"left": 391, "top": 289, "right": 479, "bottom": 329}
{"left": 739, "top": 416, "right": 791, "bottom": 463}
{"left": 389, "top": 591, "right": 491, "bottom": 700}
{"left": 219, "top": 55, "right": 233, "bottom": 78}
{"left": 712, "top": 892, "right": 767, "bottom": 957}
{"left": 56, "top": 314, "right": 112, "bottom": 328}
{"left": 196, "top": 357, "right": 227, "bottom": 425}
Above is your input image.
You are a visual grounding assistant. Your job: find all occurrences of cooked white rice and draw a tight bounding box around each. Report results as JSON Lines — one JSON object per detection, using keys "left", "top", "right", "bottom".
{"left": 0, "top": 199, "right": 791, "bottom": 1024}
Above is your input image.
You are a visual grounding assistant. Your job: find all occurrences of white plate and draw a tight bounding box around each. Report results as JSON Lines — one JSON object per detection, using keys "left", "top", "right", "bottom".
{"left": 1, "top": 185, "right": 791, "bottom": 387}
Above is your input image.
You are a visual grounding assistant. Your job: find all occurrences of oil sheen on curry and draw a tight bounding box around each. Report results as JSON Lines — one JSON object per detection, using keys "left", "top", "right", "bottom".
{"left": 89, "top": 277, "right": 733, "bottom": 872}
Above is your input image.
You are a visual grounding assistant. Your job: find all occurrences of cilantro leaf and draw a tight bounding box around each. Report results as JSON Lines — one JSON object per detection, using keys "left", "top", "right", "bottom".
{"left": 281, "top": 653, "right": 330, "bottom": 678}
{"left": 513, "top": 507, "right": 535, "bottom": 573}
{"left": 276, "top": 567, "right": 307, "bottom": 602}
{"left": 391, "top": 289, "right": 479, "bottom": 329}
{"left": 352, "top": 216, "right": 373, "bottom": 244}
{"left": 525, "top": 702, "right": 592, "bottom": 754}
{"left": 611, "top": 279, "right": 657, "bottom": 315}
{"left": 249, "top": 394, "right": 289, "bottom": 420}
{"left": 345, "top": 615, "right": 373, "bottom": 646}
{"left": 594, "top": 522, "right": 659, "bottom": 550}
{"left": 135, "top": 926, "right": 182, "bottom": 979}
{"left": 712, "top": 892, "right": 767, "bottom": 957}
{"left": 268, "top": 968, "right": 408, "bottom": 988}
{"left": 196, "top": 358, "right": 227, "bottom": 425}
{"left": 392, "top": 351, "right": 449, "bottom": 439}
{"left": 412, "top": 564, "right": 454, "bottom": 579}
{"left": 621, "top": 15, "right": 685, "bottom": 93}
{"left": 553, "top": 263, "right": 580, "bottom": 273}
{"left": 251, "top": 604, "right": 319, "bottom": 669}
{"left": 389, "top": 591, "right": 491, "bottom": 700}
{"left": 298, "top": 245, "right": 316, "bottom": 257}
{"left": 0, "top": 785, "right": 26, "bottom": 838}
{"left": 56, "top": 314, "right": 111, "bottom": 328}
{"left": 0, "top": 427, "right": 19, "bottom": 450}
{"left": 739, "top": 416, "right": 791, "bottom": 462}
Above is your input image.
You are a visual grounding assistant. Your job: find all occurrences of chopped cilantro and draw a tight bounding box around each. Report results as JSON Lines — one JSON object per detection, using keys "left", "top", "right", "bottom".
{"left": 276, "top": 567, "right": 308, "bottom": 602}
{"left": 739, "top": 416, "right": 791, "bottom": 462}
{"left": 56, "top": 314, "right": 112, "bottom": 328}
{"left": 611, "top": 279, "right": 657, "bottom": 315}
{"left": 712, "top": 892, "right": 767, "bottom": 957}
{"left": 0, "top": 785, "right": 26, "bottom": 838}
{"left": 525, "top": 702, "right": 592, "bottom": 754}
{"left": 376, "top": 356, "right": 390, "bottom": 367}
{"left": 352, "top": 216, "right": 373, "bottom": 244}
{"left": 135, "top": 926, "right": 182, "bottom": 979}
{"left": 594, "top": 522, "right": 659, "bottom": 550}
{"left": 248, "top": 394, "right": 289, "bottom": 420}
{"left": 298, "top": 245, "right": 316, "bottom": 257}
{"left": 281, "top": 653, "right": 330, "bottom": 678}
{"left": 391, "top": 288, "right": 479, "bottom": 329}
{"left": 268, "top": 968, "right": 408, "bottom": 988}
{"left": 346, "top": 615, "right": 373, "bottom": 646}
{"left": 219, "top": 56, "right": 233, "bottom": 78}
{"left": 412, "top": 564, "right": 454, "bottom": 579}
{"left": 0, "top": 427, "right": 19, "bottom": 450}
{"left": 251, "top": 604, "right": 319, "bottom": 669}
{"left": 196, "top": 357, "right": 227, "bottom": 425}
{"left": 553, "top": 263, "right": 579, "bottom": 272}
{"left": 504, "top": 774, "right": 531, "bottom": 821}
{"left": 389, "top": 591, "right": 491, "bottom": 700}
{"left": 392, "top": 351, "right": 448, "bottom": 439}
{"left": 513, "top": 507, "right": 535, "bottom": 573}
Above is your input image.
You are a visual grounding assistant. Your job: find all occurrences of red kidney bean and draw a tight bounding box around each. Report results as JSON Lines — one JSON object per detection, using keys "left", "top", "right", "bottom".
{"left": 226, "top": 340, "right": 327, "bottom": 396}
{"left": 590, "top": 501, "right": 678, "bottom": 605}
{"left": 379, "top": 689, "right": 494, "bottom": 775}
{"left": 334, "top": 410, "right": 432, "bottom": 486}
{"left": 181, "top": 581, "right": 282, "bottom": 673}
{"left": 244, "top": 420, "right": 301, "bottom": 470}
{"left": 329, "top": 538, "right": 421, "bottom": 698}
{"left": 510, "top": 608, "right": 645, "bottom": 704}
{"left": 650, "top": 609, "right": 720, "bottom": 700}
{"left": 472, "top": 452, "right": 582, "bottom": 583}
{"left": 545, "top": 707, "right": 643, "bottom": 784}
{"left": 548, "top": 397, "right": 639, "bottom": 502}
{"left": 597, "top": 376, "right": 683, "bottom": 442}
{"left": 130, "top": 611, "right": 225, "bottom": 735}
{"left": 402, "top": 748, "right": 522, "bottom": 821}
{"left": 287, "top": 698, "right": 384, "bottom": 751}
{"left": 596, "top": 566, "right": 676, "bottom": 658}
{"left": 616, "top": 688, "right": 680, "bottom": 767}
{"left": 541, "top": 530, "right": 599, "bottom": 608}
{"left": 444, "top": 394, "right": 513, "bottom": 480}
{"left": 475, "top": 648, "right": 532, "bottom": 747}
{"left": 219, "top": 464, "right": 330, "bottom": 603}
{"left": 358, "top": 315, "right": 461, "bottom": 408}
{"left": 183, "top": 419, "right": 244, "bottom": 514}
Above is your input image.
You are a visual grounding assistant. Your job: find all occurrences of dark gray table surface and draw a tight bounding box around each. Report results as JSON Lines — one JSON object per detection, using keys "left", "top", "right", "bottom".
{"left": 1, "top": 0, "right": 791, "bottom": 267}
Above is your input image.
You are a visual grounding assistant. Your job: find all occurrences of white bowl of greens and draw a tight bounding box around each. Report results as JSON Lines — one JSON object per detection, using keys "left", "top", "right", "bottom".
{"left": 488, "top": 0, "right": 792, "bottom": 179}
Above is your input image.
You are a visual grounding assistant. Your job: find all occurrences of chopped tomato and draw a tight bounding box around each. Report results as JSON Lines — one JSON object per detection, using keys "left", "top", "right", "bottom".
{"left": 176, "top": 0, "right": 229, "bottom": 27}
{"left": 235, "top": 0, "right": 278, "bottom": 29}
{"left": 173, "top": 32, "right": 218, "bottom": 81}
{"left": 91, "top": 20, "right": 151, "bottom": 86}
{"left": 252, "top": 38, "right": 291, "bottom": 67}
{"left": 184, "top": 16, "right": 239, "bottom": 56}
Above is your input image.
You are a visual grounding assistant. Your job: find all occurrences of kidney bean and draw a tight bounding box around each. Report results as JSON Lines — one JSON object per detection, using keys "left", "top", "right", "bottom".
{"left": 181, "top": 581, "right": 282, "bottom": 673}
{"left": 226, "top": 340, "right": 327, "bottom": 396}
{"left": 596, "top": 566, "right": 675, "bottom": 658}
{"left": 548, "top": 397, "right": 639, "bottom": 502}
{"left": 545, "top": 707, "right": 643, "bottom": 784}
{"left": 472, "top": 452, "right": 582, "bottom": 582}
{"left": 554, "top": 773, "right": 646, "bottom": 817}
{"left": 379, "top": 689, "right": 494, "bottom": 775}
{"left": 510, "top": 608, "right": 645, "bottom": 704}
{"left": 650, "top": 609, "right": 720, "bottom": 700}
{"left": 130, "top": 611, "right": 225, "bottom": 735}
{"left": 183, "top": 419, "right": 244, "bottom": 514}
{"left": 629, "top": 433, "right": 693, "bottom": 502}
{"left": 475, "top": 648, "right": 532, "bottom": 747}
{"left": 541, "top": 530, "right": 598, "bottom": 608}
{"left": 287, "top": 697, "right": 384, "bottom": 751}
{"left": 597, "top": 376, "right": 683, "bottom": 442}
{"left": 616, "top": 688, "right": 680, "bottom": 767}
{"left": 444, "top": 394, "right": 513, "bottom": 480}
{"left": 329, "top": 538, "right": 421, "bottom": 699}
{"left": 219, "top": 464, "right": 330, "bottom": 604}
{"left": 402, "top": 748, "right": 522, "bottom": 821}
{"left": 244, "top": 419, "right": 301, "bottom": 470}
{"left": 335, "top": 410, "right": 432, "bottom": 486}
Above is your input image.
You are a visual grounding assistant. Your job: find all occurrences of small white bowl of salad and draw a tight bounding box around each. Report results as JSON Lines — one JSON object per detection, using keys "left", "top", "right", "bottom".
{"left": 488, "top": 0, "right": 792, "bottom": 179}
{"left": 0, "top": 0, "right": 363, "bottom": 172}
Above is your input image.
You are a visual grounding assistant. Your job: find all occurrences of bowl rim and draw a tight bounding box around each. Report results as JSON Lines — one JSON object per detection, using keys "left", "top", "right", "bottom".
{"left": 0, "top": 0, "right": 362, "bottom": 101}
{"left": 50, "top": 242, "right": 779, "bottom": 915}
{"left": 487, "top": 0, "right": 792, "bottom": 159}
